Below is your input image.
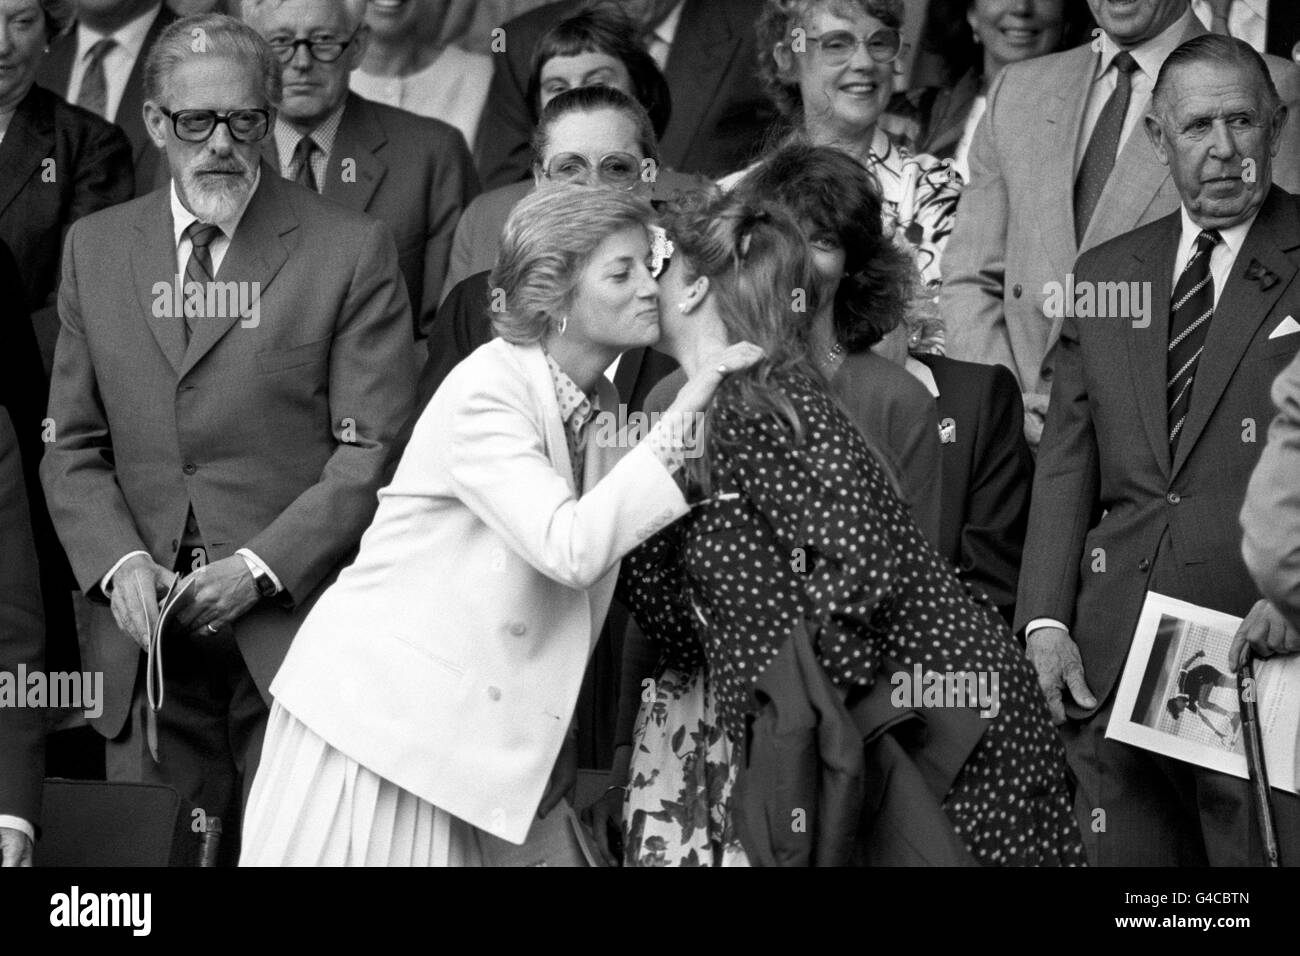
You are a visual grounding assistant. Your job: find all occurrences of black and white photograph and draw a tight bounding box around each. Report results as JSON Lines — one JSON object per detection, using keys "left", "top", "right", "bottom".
{"left": 3, "top": 0, "right": 1300, "bottom": 922}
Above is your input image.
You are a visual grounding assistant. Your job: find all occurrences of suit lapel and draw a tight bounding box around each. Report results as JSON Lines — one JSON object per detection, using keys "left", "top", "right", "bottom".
{"left": 924, "top": 70, "right": 980, "bottom": 158}
{"left": 0, "top": 89, "right": 52, "bottom": 219}
{"left": 179, "top": 165, "right": 294, "bottom": 377}
{"left": 1080, "top": 121, "right": 1170, "bottom": 251}
{"left": 131, "top": 189, "right": 186, "bottom": 376}
{"left": 1172, "top": 189, "right": 1300, "bottom": 476}
{"left": 613, "top": 348, "right": 645, "bottom": 407}
{"left": 1126, "top": 212, "right": 1181, "bottom": 475}
{"left": 1033, "top": 45, "right": 1094, "bottom": 280}
{"left": 660, "top": 0, "right": 739, "bottom": 165}
{"left": 323, "top": 94, "right": 386, "bottom": 212}
{"left": 519, "top": 343, "right": 576, "bottom": 494}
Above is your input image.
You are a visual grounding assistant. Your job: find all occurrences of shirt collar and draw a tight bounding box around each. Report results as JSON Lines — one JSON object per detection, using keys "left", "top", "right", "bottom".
{"left": 545, "top": 352, "right": 598, "bottom": 428}
{"left": 75, "top": 3, "right": 161, "bottom": 63}
{"left": 275, "top": 99, "right": 348, "bottom": 170}
{"left": 1095, "top": 7, "right": 1195, "bottom": 82}
{"left": 904, "top": 356, "right": 941, "bottom": 398}
{"left": 654, "top": 1, "right": 685, "bottom": 46}
{"left": 1177, "top": 203, "right": 1260, "bottom": 262}
{"left": 169, "top": 167, "right": 261, "bottom": 251}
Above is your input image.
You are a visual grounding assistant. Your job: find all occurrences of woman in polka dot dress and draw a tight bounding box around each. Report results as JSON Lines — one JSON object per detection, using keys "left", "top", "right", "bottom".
{"left": 612, "top": 190, "right": 1084, "bottom": 866}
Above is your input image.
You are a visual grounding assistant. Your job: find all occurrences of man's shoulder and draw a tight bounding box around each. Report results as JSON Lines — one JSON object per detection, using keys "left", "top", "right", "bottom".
{"left": 346, "top": 94, "right": 468, "bottom": 152}
{"left": 1075, "top": 211, "right": 1178, "bottom": 274}
{"left": 465, "top": 181, "right": 531, "bottom": 222}
{"left": 1263, "top": 51, "right": 1300, "bottom": 102}
{"left": 993, "top": 41, "right": 1094, "bottom": 100}
{"left": 36, "top": 84, "right": 127, "bottom": 145}
{"left": 68, "top": 187, "right": 159, "bottom": 239}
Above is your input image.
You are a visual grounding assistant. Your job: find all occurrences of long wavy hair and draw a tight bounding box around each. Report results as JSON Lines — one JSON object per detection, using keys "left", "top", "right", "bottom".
{"left": 735, "top": 141, "right": 914, "bottom": 351}
{"left": 661, "top": 189, "right": 827, "bottom": 491}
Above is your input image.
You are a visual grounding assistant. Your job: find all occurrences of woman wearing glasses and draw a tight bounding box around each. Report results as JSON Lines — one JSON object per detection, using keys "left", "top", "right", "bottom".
{"left": 725, "top": 0, "right": 961, "bottom": 350}
{"left": 241, "top": 184, "right": 762, "bottom": 866}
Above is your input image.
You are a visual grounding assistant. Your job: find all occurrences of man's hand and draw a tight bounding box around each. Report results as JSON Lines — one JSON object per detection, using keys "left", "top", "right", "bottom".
{"left": 537, "top": 730, "right": 577, "bottom": 820}
{"left": 1023, "top": 392, "right": 1049, "bottom": 447}
{"left": 109, "top": 555, "right": 176, "bottom": 651}
{"left": 172, "top": 556, "right": 261, "bottom": 636}
{"left": 0, "top": 827, "right": 33, "bottom": 867}
{"left": 1228, "top": 600, "right": 1300, "bottom": 671}
{"left": 1025, "top": 626, "right": 1097, "bottom": 724}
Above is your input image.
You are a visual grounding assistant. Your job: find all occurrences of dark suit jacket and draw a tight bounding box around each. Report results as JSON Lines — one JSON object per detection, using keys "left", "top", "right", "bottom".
{"left": 882, "top": 68, "right": 982, "bottom": 163}
{"left": 1241, "top": 349, "right": 1300, "bottom": 630}
{"left": 918, "top": 354, "right": 1033, "bottom": 622}
{"left": 1267, "top": 12, "right": 1300, "bottom": 60}
{"left": 474, "top": 0, "right": 776, "bottom": 188}
{"left": 0, "top": 407, "right": 45, "bottom": 827}
{"left": 1016, "top": 186, "right": 1300, "bottom": 712}
{"left": 271, "top": 92, "right": 480, "bottom": 339}
{"left": 36, "top": 5, "right": 177, "bottom": 197}
{"left": 0, "top": 84, "right": 133, "bottom": 374}
{"left": 40, "top": 166, "right": 416, "bottom": 737}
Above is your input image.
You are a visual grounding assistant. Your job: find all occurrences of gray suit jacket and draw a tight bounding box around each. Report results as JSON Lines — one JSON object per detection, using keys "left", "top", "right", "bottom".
{"left": 1016, "top": 186, "right": 1300, "bottom": 711}
{"left": 39, "top": 167, "right": 416, "bottom": 737}
{"left": 311, "top": 93, "right": 479, "bottom": 338}
{"left": 941, "top": 18, "right": 1300, "bottom": 406}
{"left": 1242, "top": 348, "right": 1300, "bottom": 630}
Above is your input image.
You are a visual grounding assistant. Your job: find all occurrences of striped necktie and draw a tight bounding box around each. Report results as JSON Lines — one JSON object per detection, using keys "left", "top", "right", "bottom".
{"left": 183, "top": 222, "right": 222, "bottom": 344}
{"left": 1167, "top": 229, "right": 1222, "bottom": 452}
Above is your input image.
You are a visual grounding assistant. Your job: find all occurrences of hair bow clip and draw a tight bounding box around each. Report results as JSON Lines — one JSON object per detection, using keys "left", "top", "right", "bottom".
{"left": 649, "top": 224, "right": 674, "bottom": 278}
{"left": 1244, "top": 258, "right": 1279, "bottom": 290}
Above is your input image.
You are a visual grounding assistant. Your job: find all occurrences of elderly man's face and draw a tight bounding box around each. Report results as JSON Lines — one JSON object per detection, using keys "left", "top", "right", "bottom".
{"left": 256, "top": 0, "right": 364, "bottom": 130}
{"left": 1145, "top": 61, "right": 1287, "bottom": 229}
{"left": 1087, "top": 0, "right": 1185, "bottom": 47}
{"left": 144, "top": 55, "right": 268, "bottom": 222}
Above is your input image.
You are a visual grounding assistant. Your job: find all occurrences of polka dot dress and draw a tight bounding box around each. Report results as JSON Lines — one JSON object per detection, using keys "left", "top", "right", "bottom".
{"left": 620, "top": 371, "right": 1086, "bottom": 866}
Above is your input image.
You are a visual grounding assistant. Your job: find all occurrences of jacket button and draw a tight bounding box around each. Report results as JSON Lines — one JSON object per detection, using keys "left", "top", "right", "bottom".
{"left": 182, "top": 462, "right": 197, "bottom": 475}
{"left": 508, "top": 621, "right": 526, "bottom": 636}
{"left": 1166, "top": 491, "right": 1180, "bottom": 505}
{"left": 1138, "top": 558, "right": 1151, "bottom": 572}
{"left": 487, "top": 686, "right": 502, "bottom": 701}
{"left": 1013, "top": 284, "right": 1023, "bottom": 298}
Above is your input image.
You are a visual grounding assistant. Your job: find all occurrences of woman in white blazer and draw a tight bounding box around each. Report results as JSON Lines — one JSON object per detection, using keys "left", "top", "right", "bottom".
{"left": 239, "top": 185, "right": 762, "bottom": 866}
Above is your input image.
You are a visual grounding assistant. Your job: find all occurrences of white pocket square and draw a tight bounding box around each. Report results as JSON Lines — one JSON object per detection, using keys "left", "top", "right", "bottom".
{"left": 1270, "top": 316, "right": 1300, "bottom": 339}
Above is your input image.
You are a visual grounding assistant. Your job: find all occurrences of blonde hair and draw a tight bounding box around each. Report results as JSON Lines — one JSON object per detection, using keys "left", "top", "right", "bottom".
{"left": 489, "top": 184, "right": 656, "bottom": 344}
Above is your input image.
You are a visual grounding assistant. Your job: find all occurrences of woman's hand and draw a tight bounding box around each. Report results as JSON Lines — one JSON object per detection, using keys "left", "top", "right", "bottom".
{"left": 668, "top": 342, "right": 766, "bottom": 418}
{"left": 584, "top": 743, "right": 633, "bottom": 866}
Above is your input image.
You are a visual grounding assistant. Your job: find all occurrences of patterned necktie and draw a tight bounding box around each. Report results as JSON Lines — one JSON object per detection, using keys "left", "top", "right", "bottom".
{"left": 1206, "top": 0, "right": 1233, "bottom": 35}
{"left": 292, "top": 136, "right": 319, "bottom": 193}
{"left": 77, "top": 37, "right": 117, "bottom": 119}
{"left": 1074, "top": 51, "right": 1139, "bottom": 245}
{"left": 1167, "top": 229, "right": 1222, "bottom": 452}
{"left": 183, "top": 222, "right": 223, "bottom": 344}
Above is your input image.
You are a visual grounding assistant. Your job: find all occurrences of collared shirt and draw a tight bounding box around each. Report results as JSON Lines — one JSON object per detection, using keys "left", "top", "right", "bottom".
{"left": 0, "top": 107, "right": 14, "bottom": 146}
{"left": 349, "top": 45, "right": 492, "bottom": 150}
{"left": 99, "top": 169, "right": 283, "bottom": 599}
{"left": 1192, "top": 0, "right": 1269, "bottom": 53}
{"left": 1173, "top": 204, "right": 1259, "bottom": 308}
{"left": 274, "top": 101, "right": 347, "bottom": 193}
{"left": 1076, "top": 8, "right": 1196, "bottom": 175}
{"left": 168, "top": 169, "right": 259, "bottom": 279}
{"left": 546, "top": 352, "right": 599, "bottom": 493}
{"left": 646, "top": 1, "right": 685, "bottom": 70}
{"left": 67, "top": 3, "right": 161, "bottom": 121}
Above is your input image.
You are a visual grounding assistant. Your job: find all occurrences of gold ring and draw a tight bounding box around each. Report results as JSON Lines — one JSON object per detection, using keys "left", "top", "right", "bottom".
{"left": 206, "top": 623, "right": 219, "bottom": 634}
{"left": 716, "top": 364, "right": 727, "bottom": 374}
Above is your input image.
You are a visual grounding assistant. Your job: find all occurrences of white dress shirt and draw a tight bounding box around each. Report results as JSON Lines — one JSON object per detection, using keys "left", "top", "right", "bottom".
{"left": 66, "top": 3, "right": 162, "bottom": 122}
{"left": 645, "top": 0, "right": 685, "bottom": 71}
{"left": 1026, "top": 204, "right": 1259, "bottom": 641}
{"left": 1192, "top": 0, "right": 1269, "bottom": 53}
{"left": 99, "top": 173, "right": 284, "bottom": 598}
{"left": 1075, "top": 8, "right": 1197, "bottom": 176}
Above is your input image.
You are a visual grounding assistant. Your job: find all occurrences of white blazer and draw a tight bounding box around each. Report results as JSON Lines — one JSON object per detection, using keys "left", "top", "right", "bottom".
{"left": 270, "top": 339, "right": 689, "bottom": 843}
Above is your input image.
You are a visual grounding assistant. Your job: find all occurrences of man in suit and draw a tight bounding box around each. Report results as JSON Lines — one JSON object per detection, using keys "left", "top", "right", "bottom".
{"left": 940, "top": 0, "right": 1300, "bottom": 445}
{"left": 475, "top": 0, "right": 776, "bottom": 189}
{"left": 0, "top": 408, "right": 45, "bottom": 868}
{"left": 243, "top": 0, "right": 479, "bottom": 343}
{"left": 1017, "top": 35, "right": 1300, "bottom": 864}
{"left": 1192, "top": 0, "right": 1300, "bottom": 62}
{"left": 40, "top": 13, "right": 415, "bottom": 862}
{"left": 1241, "top": 349, "right": 1300, "bottom": 632}
{"left": 36, "top": 0, "right": 177, "bottom": 195}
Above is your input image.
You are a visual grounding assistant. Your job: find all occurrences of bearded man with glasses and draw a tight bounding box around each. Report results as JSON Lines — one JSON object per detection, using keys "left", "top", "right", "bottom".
{"left": 40, "top": 13, "right": 416, "bottom": 864}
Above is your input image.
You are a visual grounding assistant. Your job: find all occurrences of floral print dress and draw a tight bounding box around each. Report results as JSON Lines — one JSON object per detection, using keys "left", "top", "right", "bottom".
{"left": 617, "top": 371, "right": 1085, "bottom": 867}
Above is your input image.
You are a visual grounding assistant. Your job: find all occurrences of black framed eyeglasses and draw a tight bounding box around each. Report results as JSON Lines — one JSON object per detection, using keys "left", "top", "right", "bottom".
{"left": 802, "top": 28, "right": 904, "bottom": 66}
{"left": 159, "top": 107, "right": 271, "bottom": 144}
{"left": 543, "top": 151, "right": 643, "bottom": 190}
{"left": 268, "top": 28, "right": 362, "bottom": 64}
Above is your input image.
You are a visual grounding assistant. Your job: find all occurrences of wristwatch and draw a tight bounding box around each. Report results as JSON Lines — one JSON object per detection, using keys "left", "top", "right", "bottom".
{"left": 249, "top": 564, "right": 278, "bottom": 599}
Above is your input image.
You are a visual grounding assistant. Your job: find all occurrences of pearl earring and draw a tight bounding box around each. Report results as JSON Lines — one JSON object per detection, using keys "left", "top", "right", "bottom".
{"left": 678, "top": 301, "right": 688, "bottom": 313}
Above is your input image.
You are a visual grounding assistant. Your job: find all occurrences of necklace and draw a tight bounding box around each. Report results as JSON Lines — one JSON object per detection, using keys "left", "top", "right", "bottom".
{"left": 825, "top": 342, "right": 845, "bottom": 366}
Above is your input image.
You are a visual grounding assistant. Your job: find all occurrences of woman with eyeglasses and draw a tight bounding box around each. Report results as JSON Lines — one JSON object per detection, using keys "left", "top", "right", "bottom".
{"left": 725, "top": 0, "right": 961, "bottom": 350}
{"left": 241, "top": 184, "right": 763, "bottom": 866}
{"left": 607, "top": 188, "right": 1084, "bottom": 867}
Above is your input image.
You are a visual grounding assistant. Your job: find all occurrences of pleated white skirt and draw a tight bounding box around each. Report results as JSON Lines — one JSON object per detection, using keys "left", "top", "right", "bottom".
{"left": 239, "top": 700, "right": 483, "bottom": 866}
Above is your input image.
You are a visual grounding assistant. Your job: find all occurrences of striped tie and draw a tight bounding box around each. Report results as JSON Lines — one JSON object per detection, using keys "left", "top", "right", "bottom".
{"left": 1167, "top": 229, "right": 1221, "bottom": 452}
{"left": 183, "top": 222, "right": 222, "bottom": 344}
